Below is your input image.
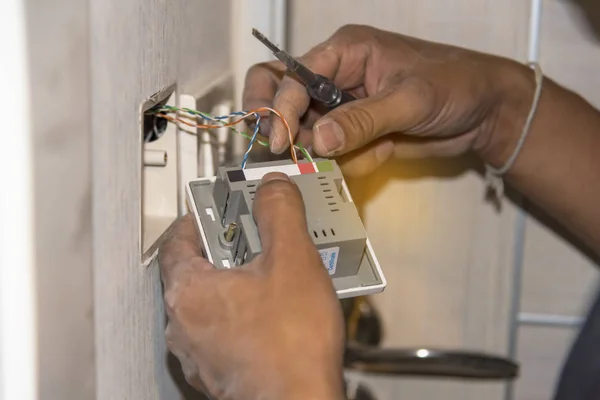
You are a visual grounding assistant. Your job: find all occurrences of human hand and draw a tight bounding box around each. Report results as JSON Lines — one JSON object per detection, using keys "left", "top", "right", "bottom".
{"left": 158, "top": 173, "right": 345, "bottom": 400}
{"left": 244, "top": 24, "right": 533, "bottom": 177}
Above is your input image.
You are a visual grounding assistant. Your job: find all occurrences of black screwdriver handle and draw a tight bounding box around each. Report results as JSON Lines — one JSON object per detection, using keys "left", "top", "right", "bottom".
{"left": 307, "top": 75, "right": 357, "bottom": 109}
{"left": 335, "top": 89, "right": 357, "bottom": 108}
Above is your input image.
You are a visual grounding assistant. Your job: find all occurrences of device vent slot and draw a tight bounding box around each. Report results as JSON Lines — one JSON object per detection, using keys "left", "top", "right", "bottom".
{"left": 323, "top": 189, "right": 332, "bottom": 193}
{"left": 221, "top": 192, "right": 230, "bottom": 225}
{"left": 313, "top": 230, "right": 318, "bottom": 238}
{"left": 322, "top": 229, "right": 327, "bottom": 237}
{"left": 331, "top": 228, "right": 336, "bottom": 236}
{"left": 331, "top": 208, "right": 339, "bottom": 212}
{"left": 318, "top": 176, "right": 326, "bottom": 180}
{"left": 328, "top": 202, "right": 336, "bottom": 206}
{"left": 246, "top": 184, "right": 256, "bottom": 188}
{"left": 320, "top": 182, "right": 329, "bottom": 186}
{"left": 325, "top": 195, "right": 334, "bottom": 199}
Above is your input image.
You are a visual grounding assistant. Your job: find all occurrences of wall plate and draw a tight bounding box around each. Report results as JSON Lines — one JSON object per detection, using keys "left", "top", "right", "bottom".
{"left": 185, "top": 159, "right": 387, "bottom": 299}
{"left": 140, "top": 84, "right": 178, "bottom": 261}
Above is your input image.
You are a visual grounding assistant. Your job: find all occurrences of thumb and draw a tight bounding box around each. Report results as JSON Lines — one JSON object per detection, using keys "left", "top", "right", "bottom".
{"left": 252, "top": 172, "right": 313, "bottom": 257}
{"left": 312, "top": 86, "right": 427, "bottom": 157}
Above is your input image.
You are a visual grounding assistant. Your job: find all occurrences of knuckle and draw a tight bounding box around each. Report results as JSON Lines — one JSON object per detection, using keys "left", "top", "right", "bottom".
{"left": 163, "top": 272, "right": 194, "bottom": 317}
{"left": 244, "top": 63, "right": 266, "bottom": 84}
{"left": 245, "top": 60, "right": 280, "bottom": 79}
{"left": 165, "top": 323, "right": 177, "bottom": 344}
{"left": 401, "top": 76, "right": 435, "bottom": 102}
{"left": 334, "top": 23, "right": 363, "bottom": 37}
{"left": 273, "top": 93, "right": 302, "bottom": 118}
{"left": 333, "top": 24, "right": 377, "bottom": 45}
{"left": 394, "top": 76, "right": 437, "bottom": 132}
{"left": 163, "top": 287, "right": 181, "bottom": 315}
{"left": 338, "top": 105, "right": 376, "bottom": 145}
{"left": 305, "top": 39, "right": 341, "bottom": 62}
{"left": 245, "top": 63, "right": 262, "bottom": 78}
{"left": 369, "top": 32, "right": 386, "bottom": 54}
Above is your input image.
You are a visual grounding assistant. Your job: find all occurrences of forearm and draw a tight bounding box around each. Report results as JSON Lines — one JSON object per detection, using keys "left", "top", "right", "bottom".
{"left": 481, "top": 61, "right": 600, "bottom": 253}
{"left": 223, "top": 360, "right": 345, "bottom": 400}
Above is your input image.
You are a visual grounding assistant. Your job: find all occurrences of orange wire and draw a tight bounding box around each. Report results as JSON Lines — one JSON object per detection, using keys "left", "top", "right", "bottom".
{"left": 251, "top": 107, "right": 297, "bottom": 164}
{"left": 157, "top": 107, "right": 298, "bottom": 164}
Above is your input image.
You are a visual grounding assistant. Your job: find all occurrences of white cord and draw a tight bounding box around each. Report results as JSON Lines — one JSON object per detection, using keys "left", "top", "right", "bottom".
{"left": 485, "top": 62, "right": 544, "bottom": 199}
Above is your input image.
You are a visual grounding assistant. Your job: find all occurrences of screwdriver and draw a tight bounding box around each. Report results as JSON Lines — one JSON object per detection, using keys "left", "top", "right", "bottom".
{"left": 252, "top": 28, "right": 357, "bottom": 109}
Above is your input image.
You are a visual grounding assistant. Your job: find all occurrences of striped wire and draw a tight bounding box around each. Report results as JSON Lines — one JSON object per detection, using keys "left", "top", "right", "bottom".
{"left": 157, "top": 110, "right": 313, "bottom": 163}
{"left": 154, "top": 105, "right": 304, "bottom": 166}
{"left": 241, "top": 113, "right": 261, "bottom": 168}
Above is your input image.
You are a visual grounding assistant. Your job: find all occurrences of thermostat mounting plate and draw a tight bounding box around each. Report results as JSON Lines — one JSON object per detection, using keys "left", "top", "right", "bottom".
{"left": 186, "top": 158, "right": 386, "bottom": 299}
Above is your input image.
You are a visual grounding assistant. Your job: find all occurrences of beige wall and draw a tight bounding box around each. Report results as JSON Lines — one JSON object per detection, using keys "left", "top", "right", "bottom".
{"left": 25, "top": 0, "right": 95, "bottom": 398}
{"left": 90, "top": 0, "right": 230, "bottom": 398}
{"left": 28, "top": 0, "right": 233, "bottom": 396}
{"left": 288, "top": 1, "right": 600, "bottom": 400}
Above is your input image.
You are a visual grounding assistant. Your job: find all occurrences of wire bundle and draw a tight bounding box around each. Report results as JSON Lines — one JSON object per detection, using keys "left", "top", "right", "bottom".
{"left": 153, "top": 105, "right": 312, "bottom": 168}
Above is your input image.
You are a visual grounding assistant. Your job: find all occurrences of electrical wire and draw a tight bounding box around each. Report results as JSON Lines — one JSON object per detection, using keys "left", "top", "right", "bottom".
{"left": 241, "top": 113, "right": 260, "bottom": 168}
{"left": 153, "top": 105, "right": 311, "bottom": 165}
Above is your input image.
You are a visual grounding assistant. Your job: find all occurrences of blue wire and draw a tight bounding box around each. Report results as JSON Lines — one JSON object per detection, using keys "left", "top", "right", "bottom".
{"left": 200, "top": 111, "right": 247, "bottom": 122}
{"left": 174, "top": 108, "right": 261, "bottom": 169}
{"left": 241, "top": 113, "right": 260, "bottom": 169}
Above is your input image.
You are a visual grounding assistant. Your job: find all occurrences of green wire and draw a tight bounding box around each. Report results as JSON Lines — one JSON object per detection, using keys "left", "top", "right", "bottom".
{"left": 152, "top": 106, "right": 314, "bottom": 163}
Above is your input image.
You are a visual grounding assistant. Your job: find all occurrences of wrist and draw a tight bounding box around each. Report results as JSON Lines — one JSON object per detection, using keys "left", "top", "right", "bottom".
{"left": 256, "top": 383, "right": 345, "bottom": 400}
{"left": 473, "top": 59, "right": 538, "bottom": 169}
{"left": 227, "top": 363, "right": 345, "bottom": 400}
{"left": 264, "top": 371, "right": 345, "bottom": 400}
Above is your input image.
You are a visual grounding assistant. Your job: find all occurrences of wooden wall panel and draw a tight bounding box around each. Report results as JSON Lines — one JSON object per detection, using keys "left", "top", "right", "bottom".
{"left": 91, "top": 1, "right": 230, "bottom": 398}
{"left": 288, "top": 2, "right": 529, "bottom": 399}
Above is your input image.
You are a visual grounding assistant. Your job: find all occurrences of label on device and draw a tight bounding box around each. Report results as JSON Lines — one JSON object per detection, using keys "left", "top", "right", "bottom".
{"left": 225, "top": 160, "right": 335, "bottom": 182}
{"left": 319, "top": 247, "right": 339, "bottom": 275}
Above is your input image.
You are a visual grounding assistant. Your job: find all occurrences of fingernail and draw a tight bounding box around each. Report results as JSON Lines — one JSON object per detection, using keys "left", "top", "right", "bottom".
{"left": 269, "top": 134, "right": 285, "bottom": 154}
{"left": 261, "top": 172, "right": 291, "bottom": 183}
{"left": 269, "top": 118, "right": 286, "bottom": 154}
{"left": 315, "top": 119, "right": 345, "bottom": 155}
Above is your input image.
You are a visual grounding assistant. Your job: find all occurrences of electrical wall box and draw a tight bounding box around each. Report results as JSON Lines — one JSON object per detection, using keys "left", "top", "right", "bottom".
{"left": 186, "top": 158, "right": 386, "bottom": 299}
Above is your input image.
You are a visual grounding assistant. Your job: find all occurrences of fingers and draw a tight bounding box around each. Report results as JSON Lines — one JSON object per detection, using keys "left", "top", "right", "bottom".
{"left": 242, "top": 61, "right": 286, "bottom": 111}
{"left": 252, "top": 173, "right": 313, "bottom": 257}
{"left": 158, "top": 214, "right": 212, "bottom": 291}
{"left": 243, "top": 27, "right": 375, "bottom": 156}
{"left": 269, "top": 45, "right": 342, "bottom": 154}
{"left": 312, "top": 78, "right": 433, "bottom": 157}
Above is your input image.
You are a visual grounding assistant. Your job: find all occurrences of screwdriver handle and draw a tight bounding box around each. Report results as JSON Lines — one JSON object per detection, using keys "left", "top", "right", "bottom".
{"left": 307, "top": 75, "right": 357, "bottom": 109}
{"left": 335, "top": 90, "right": 357, "bottom": 108}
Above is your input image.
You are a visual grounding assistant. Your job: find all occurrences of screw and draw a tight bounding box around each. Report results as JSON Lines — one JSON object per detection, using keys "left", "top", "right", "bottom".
{"left": 223, "top": 223, "right": 237, "bottom": 242}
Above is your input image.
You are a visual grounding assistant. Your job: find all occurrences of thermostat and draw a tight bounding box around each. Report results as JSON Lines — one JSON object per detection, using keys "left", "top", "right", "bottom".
{"left": 186, "top": 158, "right": 386, "bottom": 299}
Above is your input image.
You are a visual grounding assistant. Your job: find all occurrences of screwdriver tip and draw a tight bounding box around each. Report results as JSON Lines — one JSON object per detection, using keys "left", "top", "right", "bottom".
{"left": 251, "top": 28, "right": 281, "bottom": 53}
